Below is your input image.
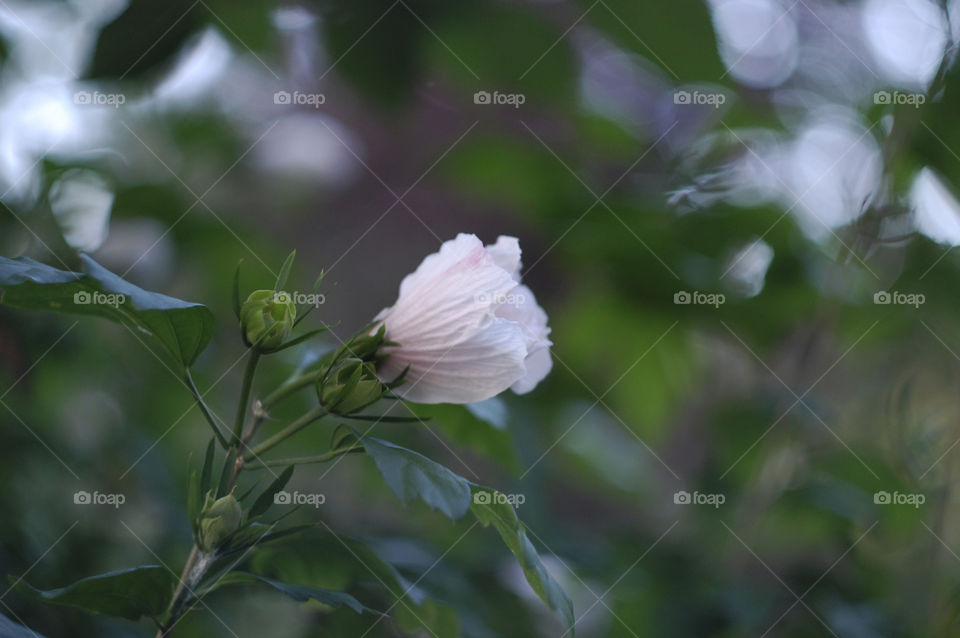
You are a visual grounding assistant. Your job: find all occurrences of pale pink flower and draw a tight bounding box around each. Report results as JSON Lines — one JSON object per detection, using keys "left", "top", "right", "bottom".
{"left": 375, "top": 233, "right": 552, "bottom": 404}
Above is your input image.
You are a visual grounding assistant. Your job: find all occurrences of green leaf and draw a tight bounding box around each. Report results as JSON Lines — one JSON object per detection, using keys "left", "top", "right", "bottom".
{"left": 217, "top": 446, "right": 237, "bottom": 498}
{"left": 0, "top": 255, "right": 215, "bottom": 368}
{"left": 200, "top": 438, "right": 216, "bottom": 496}
{"left": 249, "top": 529, "right": 455, "bottom": 637}
{"left": 272, "top": 327, "right": 329, "bottom": 352}
{"left": 187, "top": 468, "right": 200, "bottom": 533}
{"left": 275, "top": 250, "right": 296, "bottom": 291}
{"left": 212, "top": 572, "right": 381, "bottom": 615}
{"left": 249, "top": 465, "right": 295, "bottom": 519}
{"left": 217, "top": 523, "right": 313, "bottom": 558}
{"left": 0, "top": 612, "right": 47, "bottom": 637}
{"left": 469, "top": 485, "right": 575, "bottom": 634}
{"left": 236, "top": 481, "right": 259, "bottom": 503}
{"left": 359, "top": 434, "right": 472, "bottom": 520}
{"left": 232, "top": 260, "right": 244, "bottom": 320}
{"left": 11, "top": 566, "right": 177, "bottom": 622}
{"left": 411, "top": 402, "right": 518, "bottom": 470}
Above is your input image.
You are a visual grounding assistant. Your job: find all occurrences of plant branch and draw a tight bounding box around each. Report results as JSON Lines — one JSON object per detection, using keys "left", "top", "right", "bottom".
{"left": 244, "top": 445, "right": 363, "bottom": 469}
{"left": 156, "top": 544, "right": 201, "bottom": 638}
{"left": 232, "top": 350, "right": 261, "bottom": 444}
{"left": 184, "top": 370, "right": 229, "bottom": 448}
{"left": 260, "top": 369, "right": 322, "bottom": 410}
{"left": 243, "top": 405, "right": 327, "bottom": 461}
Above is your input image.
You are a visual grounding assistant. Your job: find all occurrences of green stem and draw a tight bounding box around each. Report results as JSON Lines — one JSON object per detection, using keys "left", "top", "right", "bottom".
{"left": 244, "top": 445, "right": 363, "bottom": 469}
{"left": 244, "top": 405, "right": 327, "bottom": 461}
{"left": 233, "top": 350, "right": 261, "bottom": 444}
{"left": 184, "top": 371, "right": 229, "bottom": 448}
{"left": 156, "top": 545, "right": 206, "bottom": 637}
{"left": 261, "top": 369, "right": 322, "bottom": 410}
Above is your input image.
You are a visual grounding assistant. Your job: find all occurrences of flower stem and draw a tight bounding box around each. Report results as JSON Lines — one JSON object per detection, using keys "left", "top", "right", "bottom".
{"left": 156, "top": 544, "right": 201, "bottom": 637}
{"left": 244, "top": 445, "right": 363, "bottom": 469}
{"left": 243, "top": 405, "right": 327, "bottom": 461}
{"left": 184, "top": 371, "right": 229, "bottom": 448}
{"left": 233, "top": 350, "right": 261, "bottom": 444}
{"left": 260, "top": 369, "right": 321, "bottom": 410}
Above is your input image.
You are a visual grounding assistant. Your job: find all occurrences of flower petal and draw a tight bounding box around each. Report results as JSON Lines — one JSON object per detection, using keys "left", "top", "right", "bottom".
{"left": 397, "top": 233, "right": 484, "bottom": 298}
{"left": 486, "top": 235, "right": 522, "bottom": 280}
{"left": 380, "top": 317, "right": 528, "bottom": 404}
{"left": 493, "top": 284, "right": 551, "bottom": 350}
{"left": 385, "top": 236, "right": 518, "bottom": 350}
{"left": 512, "top": 345, "right": 553, "bottom": 395}
{"left": 376, "top": 233, "right": 552, "bottom": 404}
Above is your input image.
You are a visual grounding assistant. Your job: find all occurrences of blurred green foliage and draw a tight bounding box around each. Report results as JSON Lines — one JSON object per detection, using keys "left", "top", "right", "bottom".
{"left": 2, "top": 0, "right": 960, "bottom": 636}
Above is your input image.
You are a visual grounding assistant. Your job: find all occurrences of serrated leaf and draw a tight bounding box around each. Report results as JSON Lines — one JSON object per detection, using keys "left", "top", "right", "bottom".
{"left": 213, "top": 572, "right": 381, "bottom": 615}
{"left": 249, "top": 466, "right": 294, "bottom": 519}
{"left": 0, "top": 255, "right": 215, "bottom": 368}
{"left": 469, "top": 485, "right": 574, "bottom": 634}
{"left": 359, "top": 434, "right": 471, "bottom": 520}
{"left": 11, "top": 566, "right": 177, "bottom": 622}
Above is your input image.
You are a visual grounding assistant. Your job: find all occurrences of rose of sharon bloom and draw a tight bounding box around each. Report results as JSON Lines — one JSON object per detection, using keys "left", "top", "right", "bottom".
{"left": 375, "top": 233, "right": 552, "bottom": 404}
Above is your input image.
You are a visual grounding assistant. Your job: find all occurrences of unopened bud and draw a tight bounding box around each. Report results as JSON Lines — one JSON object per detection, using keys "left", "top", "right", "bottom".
{"left": 319, "top": 358, "right": 384, "bottom": 415}
{"left": 240, "top": 290, "right": 296, "bottom": 351}
{"left": 197, "top": 493, "right": 243, "bottom": 552}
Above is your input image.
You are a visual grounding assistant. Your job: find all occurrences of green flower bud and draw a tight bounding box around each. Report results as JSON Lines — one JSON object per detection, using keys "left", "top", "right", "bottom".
{"left": 197, "top": 493, "right": 243, "bottom": 553}
{"left": 319, "top": 357, "right": 384, "bottom": 415}
{"left": 240, "top": 290, "right": 296, "bottom": 351}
